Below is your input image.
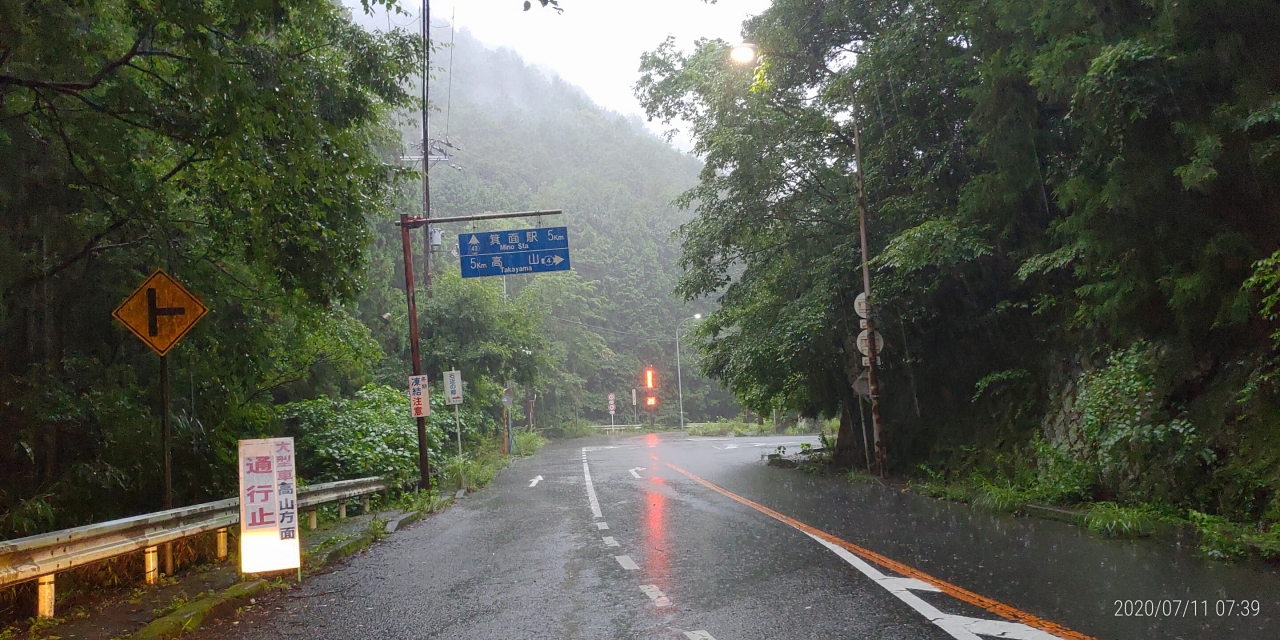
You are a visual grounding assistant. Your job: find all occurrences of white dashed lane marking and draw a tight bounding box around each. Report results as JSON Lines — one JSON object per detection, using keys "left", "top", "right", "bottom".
{"left": 596, "top": 522, "right": 609, "bottom": 530}
{"left": 684, "top": 632, "right": 717, "bottom": 640}
{"left": 603, "top": 536, "right": 619, "bottom": 547}
{"left": 615, "top": 555, "right": 639, "bottom": 570}
{"left": 639, "top": 584, "right": 671, "bottom": 607}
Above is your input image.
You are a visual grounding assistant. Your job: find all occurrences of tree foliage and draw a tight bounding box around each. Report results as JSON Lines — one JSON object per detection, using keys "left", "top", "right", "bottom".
{"left": 637, "top": 0, "right": 1280, "bottom": 521}
{"left": 0, "top": 0, "right": 417, "bottom": 534}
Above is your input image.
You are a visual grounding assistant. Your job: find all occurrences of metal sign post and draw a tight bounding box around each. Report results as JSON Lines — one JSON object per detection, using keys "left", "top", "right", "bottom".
{"left": 112, "top": 269, "right": 207, "bottom": 577}
{"left": 851, "top": 99, "right": 888, "bottom": 477}
{"left": 502, "top": 380, "right": 515, "bottom": 455}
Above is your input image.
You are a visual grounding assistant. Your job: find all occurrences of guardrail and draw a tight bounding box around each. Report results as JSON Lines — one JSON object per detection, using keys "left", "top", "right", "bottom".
{"left": 0, "top": 476, "right": 388, "bottom": 619}
{"left": 590, "top": 423, "right": 643, "bottom": 433}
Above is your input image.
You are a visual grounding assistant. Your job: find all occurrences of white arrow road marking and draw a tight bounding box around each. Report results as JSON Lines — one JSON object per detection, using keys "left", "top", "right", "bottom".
{"left": 639, "top": 584, "right": 671, "bottom": 607}
{"left": 529, "top": 475, "right": 543, "bottom": 487}
{"left": 684, "top": 632, "right": 716, "bottom": 640}
{"left": 628, "top": 467, "right": 646, "bottom": 478}
{"left": 603, "top": 536, "right": 619, "bottom": 547}
{"left": 804, "top": 532, "right": 1062, "bottom": 640}
{"left": 615, "top": 555, "right": 639, "bottom": 570}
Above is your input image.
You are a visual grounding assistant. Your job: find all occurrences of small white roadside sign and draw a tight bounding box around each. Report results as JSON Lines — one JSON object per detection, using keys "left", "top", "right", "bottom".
{"left": 444, "top": 370, "right": 464, "bottom": 405}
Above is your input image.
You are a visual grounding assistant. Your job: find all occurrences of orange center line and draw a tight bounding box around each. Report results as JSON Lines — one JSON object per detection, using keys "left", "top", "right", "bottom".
{"left": 665, "top": 462, "right": 1096, "bottom": 640}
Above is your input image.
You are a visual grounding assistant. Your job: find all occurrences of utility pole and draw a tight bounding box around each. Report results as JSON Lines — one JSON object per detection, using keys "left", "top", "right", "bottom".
{"left": 422, "top": 0, "right": 433, "bottom": 299}
{"left": 850, "top": 103, "right": 886, "bottom": 478}
{"left": 401, "top": 216, "right": 430, "bottom": 489}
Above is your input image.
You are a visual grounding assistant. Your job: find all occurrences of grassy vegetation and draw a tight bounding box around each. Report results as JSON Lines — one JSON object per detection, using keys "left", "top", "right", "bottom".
{"left": 898, "top": 465, "right": 1280, "bottom": 561}
{"left": 513, "top": 431, "right": 549, "bottom": 456}
{"left": 1084, "top": 503, "right": 1155, "bottom": 539}
{"left": 685, "top": 417, "right": 828, "bottom": 437}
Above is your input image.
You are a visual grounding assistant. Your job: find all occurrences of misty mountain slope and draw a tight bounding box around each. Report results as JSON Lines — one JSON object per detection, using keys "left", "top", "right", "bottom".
{"left": 379, "top": 25, "right": 737, "bottom": 423}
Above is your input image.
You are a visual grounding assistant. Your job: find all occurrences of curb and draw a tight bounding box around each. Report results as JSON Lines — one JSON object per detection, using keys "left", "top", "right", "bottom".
{"left": 385, "top": 509, "right": 423, "bottom": 534}
{"left": 312, "top": 531, "right": 374, "bottom": 566}
{"left": 130, "top": 579, "right": 267, "bottom": 640}
{"left": 1024, "top": 504, "right": 1085, "bottom": 524}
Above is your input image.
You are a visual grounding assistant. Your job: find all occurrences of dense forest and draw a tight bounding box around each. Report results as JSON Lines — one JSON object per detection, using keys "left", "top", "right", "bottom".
{"left": 637, "top": 0, "right": 1280, "bottom": 536}
{"left": 0, "top": 0, "right": 732, "bottom": 539}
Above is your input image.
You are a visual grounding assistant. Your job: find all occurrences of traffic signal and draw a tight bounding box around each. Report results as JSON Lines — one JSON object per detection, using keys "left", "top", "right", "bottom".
{"left": 644, "top": 367, "right": 656, "bottom": 389}
{"left": 645, "top": 396, "right": 657, "bottom": 407}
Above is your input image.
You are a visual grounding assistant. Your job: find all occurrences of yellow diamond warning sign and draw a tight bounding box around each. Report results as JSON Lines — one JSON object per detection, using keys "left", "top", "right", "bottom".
{"left": 112, "top": 270, "right": 208, "bottom": 356}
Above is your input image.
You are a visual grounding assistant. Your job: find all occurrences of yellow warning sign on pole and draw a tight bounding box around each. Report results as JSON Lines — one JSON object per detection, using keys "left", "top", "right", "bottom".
{"left": 111, "top": 270, "right": 208, "bottom": 356}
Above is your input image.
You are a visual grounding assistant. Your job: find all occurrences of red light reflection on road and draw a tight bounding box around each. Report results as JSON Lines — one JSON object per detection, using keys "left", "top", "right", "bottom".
{"left": 645, "top": 433, "right": 660, "bottom": 447}
{"left": 644, "top": 477, "right": 670, "bottom": 585}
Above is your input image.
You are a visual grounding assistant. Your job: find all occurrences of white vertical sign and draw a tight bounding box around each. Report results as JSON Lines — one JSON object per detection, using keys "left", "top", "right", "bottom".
{"left": 444, "top": 370, "right": 464, "bottom": 405}
{"left": 409, "top": 375, "right": 430, "bottom": 417}
{"left": 238, "top": 437, "right": 300, "bottom": 573}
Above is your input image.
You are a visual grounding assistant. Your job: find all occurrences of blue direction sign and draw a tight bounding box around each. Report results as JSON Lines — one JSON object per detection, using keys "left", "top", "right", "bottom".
{"left": 458, "top": 226, "right": 572, "bottom": 278}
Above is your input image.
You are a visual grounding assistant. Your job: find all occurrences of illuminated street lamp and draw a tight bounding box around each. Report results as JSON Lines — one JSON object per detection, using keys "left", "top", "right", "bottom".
{"left": 729, "top": 42, "right": 759, "bottom": 65}
{"left": 729, "top": 43, "right": 887, "bottom": 475}
{"left": 676, "top": 313, "right": 702, "bottom": 429}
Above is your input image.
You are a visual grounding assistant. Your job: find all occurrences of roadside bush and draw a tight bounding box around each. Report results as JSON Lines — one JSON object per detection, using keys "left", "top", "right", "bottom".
{"left": 1188, "top": 509, "right": 1249, "bottom": 561}
{"left": 1084, "top": 503, "right": 1154, "bottom": 538}
{"left": 513, "top": 430, "right": 548, "bottom": 456}
{"left": 284, "top": 384, "right": 444, "bottom": 486}
{"left": 1069, "top": 342, "right": 1213, "bottom": 502}
{"left": 547, "top": 421, "right": 595, "bottom": 439}
{"left": 972, "top": 477, "right": 1030, "bottom": 513}
{"left": 686, "top": 418, "right": 787, "bottom": 437}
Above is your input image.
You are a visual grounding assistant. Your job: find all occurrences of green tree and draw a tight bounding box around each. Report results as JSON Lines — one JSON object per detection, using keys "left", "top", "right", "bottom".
{"left": 0, "top": 0, "right": 418, "bottom": 533}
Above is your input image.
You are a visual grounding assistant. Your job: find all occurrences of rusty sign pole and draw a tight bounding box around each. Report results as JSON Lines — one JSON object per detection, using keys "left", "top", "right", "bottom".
{"left": 850, "top": 104, "right": 886, "bottom": 478}
{"left": 160, "top": 354, "right": 171, "bottom": 511}
{"left": 159, "top": 353, "right": 173, "bottom": 577}
{"left": 401, "top": 215, "right": 430, "bottom": 490}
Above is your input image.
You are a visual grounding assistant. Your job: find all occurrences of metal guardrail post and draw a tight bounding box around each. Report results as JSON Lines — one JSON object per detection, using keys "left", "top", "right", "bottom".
{"left": 37, "top": 575, "right": 54, "bottom": 619}
{"left": 144, "top": 546, "right": 159, "bottom": 585}
{"left": 216, "top": 528, "right": 228, "bottom": 561}
{"left": 308, "top": 509, "right": 317, "bottom": 530}
{"left": 338, "top": 503, "right": 347, "bottom": 520}
{"left": 363, "top": 495, "right": 371, "bottom": 514}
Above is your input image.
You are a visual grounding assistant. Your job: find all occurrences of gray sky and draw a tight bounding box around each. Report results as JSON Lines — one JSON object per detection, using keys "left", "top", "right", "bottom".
{"left": 345, "top": 0, "right": 771, "bottom": 144}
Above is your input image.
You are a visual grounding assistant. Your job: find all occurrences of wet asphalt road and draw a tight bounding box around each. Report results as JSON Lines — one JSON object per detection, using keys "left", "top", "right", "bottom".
{"left": 204, "top": 433, "right": 1280, "bottom": 639}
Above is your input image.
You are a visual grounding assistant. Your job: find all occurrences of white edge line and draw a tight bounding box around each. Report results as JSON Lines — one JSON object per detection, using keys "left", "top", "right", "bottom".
{"left": 583, "top": 459, "right": 602, "bottom": 518}
{"left": 802, "top": 532, "right": 1062, "bottom": 640}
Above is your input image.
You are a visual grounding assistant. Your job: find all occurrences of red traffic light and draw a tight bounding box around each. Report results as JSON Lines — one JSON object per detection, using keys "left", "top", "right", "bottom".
{"left": 644, "top": 368, "right": 656, "bottom": 389}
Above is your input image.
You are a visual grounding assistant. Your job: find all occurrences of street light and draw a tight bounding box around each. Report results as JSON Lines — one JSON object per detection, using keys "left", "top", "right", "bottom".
{"left": 676, "top": 313, "right": 703, "bottom": 429}
{"left": 728, "top": 42, "right": 887, "bottom": 476}
{"left": 729, "top": 42, "right": 759, "bottom": 65}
